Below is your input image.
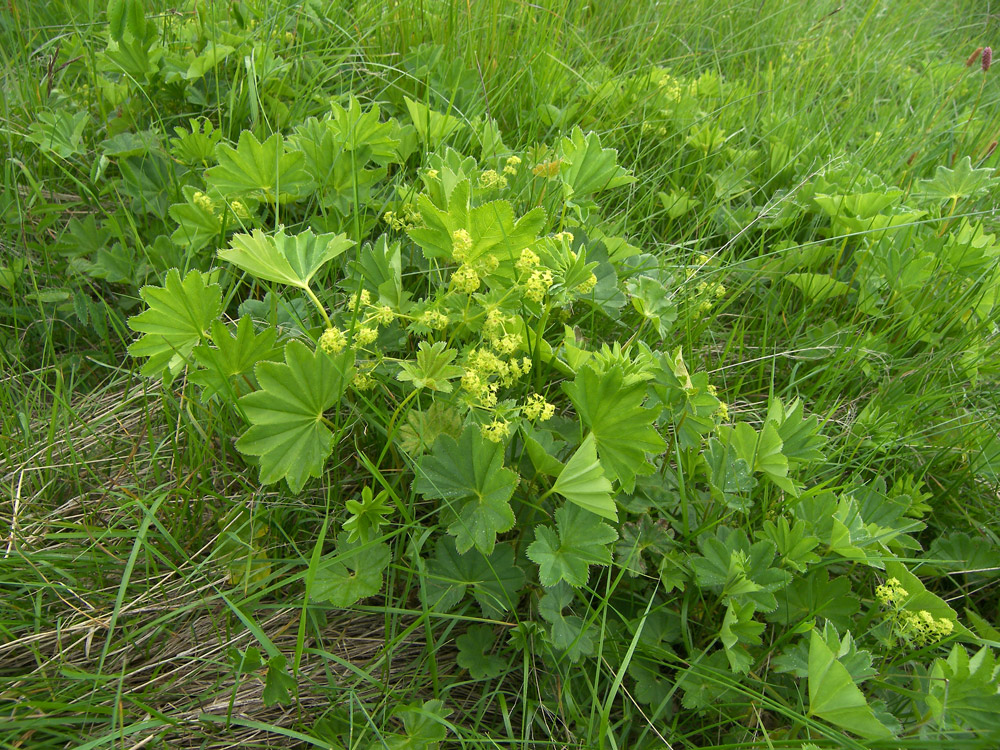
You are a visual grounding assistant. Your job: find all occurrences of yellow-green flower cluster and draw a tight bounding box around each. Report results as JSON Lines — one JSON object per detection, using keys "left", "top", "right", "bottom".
{"left": 483, "top": 309, "right": 510, "bottom": 341}
{"left": 384, "top": 204, "right": 421, "bottom": 231}
{"left": 461, "top": 369, "right": 499, "bottom": 408}
{"left": 876, "top": 577, "right": 908, "bottom": 607}
{"left": 649, "top": 67, "right": 683, "bottom": 102}
{"left": 374, "top": 305, "right": 395, "bottom": 326}
{"left": 898, "top": 610, "right": 955, "bottom": 645}
{"left": 452, "top": 264, "right": 480, "bottom": 295}
{"left": 694, "top": 280, "right": 726, "bottom": 314}
{"left": 230, "top": 200, "right": 250, "bottom": 219}
{"left": 523, "top": 393, "right": 555, "bottom": 422}
{"left": 319, "top": 327, "right": 347, "bottom": 354}
{"left": 576, "top": 273, "right": 598, "bottom": 295}
{"left": 515, "top": 248, "right": 540, "bottom": 275}
{"left": 479, "top": 169, "right": 508, "bottom": 190}
{"left": 461, "top": 349, "right": 533, "bottom": 407}
{"left": 483, "top": 309, "right": 521, "bottom": 355}
{"left": 193, "top": 191, "right": 215, "bottom": 213}
{"left": 493, "top": 333, "right": 520, "bottom": 355}
{"left": 532, "top": 159, "right": 561, "bottom": 178}
{"left": 352, "top": 366, "right": 376, "bottom": 391}
{"left": 524, "top": 268, "right": 554, "bottom": 302}
{"left": 418, "top": 309, "right": 450, "bottom": 331}
{"left": 513, "top": 247, "right": 554, "bottom": 302}
{"left": 353, "top": 326, "right": 379, "bottom": 348}
{"left": 481, "top": 419, "right": 510, "bottom": 443}
{"left": 452, "top": 229, "right": 473, "bottom": 261}
{"left": 876, "top": 578, "right": 954, "bottom": 646}
{"left": 503, "top": 155, "right": 521, "bottom": 176}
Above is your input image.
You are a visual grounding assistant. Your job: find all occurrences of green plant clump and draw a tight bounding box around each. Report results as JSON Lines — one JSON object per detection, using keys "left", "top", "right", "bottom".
{"left": 3, "top": 0, "right": 1000, "bottom": 748}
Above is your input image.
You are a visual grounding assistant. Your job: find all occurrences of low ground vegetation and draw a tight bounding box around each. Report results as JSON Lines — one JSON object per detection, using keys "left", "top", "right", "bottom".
{"left": 3, "top": 1, "right": 1000, "bottom": 748}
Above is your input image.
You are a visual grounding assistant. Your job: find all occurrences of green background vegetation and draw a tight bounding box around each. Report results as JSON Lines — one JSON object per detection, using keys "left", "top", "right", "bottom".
{"left": 2, "top": 0, "right": 1000, "bottom": 748}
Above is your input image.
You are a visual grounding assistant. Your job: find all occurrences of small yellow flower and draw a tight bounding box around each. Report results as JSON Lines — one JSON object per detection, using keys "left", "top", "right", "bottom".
{"left": 523, "top": 393, "right": 555, "bottom": 421}
{"left": 419, "top": 309, "right": 449, "bottom": 330}
{"left": 353, "top": 327, "right": 379, "bottom": 348}
{"left": 484, "top": 309, "right": 506, "bottom": 341}
{"left": 532, "top": 159, "right": 561, "bottom": 178}
{"left": 481, "top": 419, "right": 510, "bottom": 443}
{"left": 452, "top": 264, "right": 481, "bottom": 294}
{"left": 575, "top": 273, "right": 597, "bottom": 295}
{"left": 193, "top": 191, "right": 215, "bottom": 212}
{"left": 374, "top": 305, "right": 395, "bottom": 326}
{"left": 493, "top": 333, "right": 519, "bottom": 355}
{"left": 230, "top": 200, "right": 250, "bottom": 219}
{"left": 319, "top": 327, "right": 346, "bottom": 354}
{"left": 352, "top": 369, "right": 375, "bottom": 391}
{"left": 876, "top": 577, "right": 908, "bottom": 607}
{"left": 479, "top": 169, "right": 508, "bottom": 190}
{"left": 524, "top": 268, "right": 554, "bottom": 302}
{"left": 451, "top": 228, "right": 473, "bottom": 261}
{"left": 515, "top": 248, "right": 540, "bottom": 274}
{"left": 479, "top": 254, "right": 499, "bottom": 273}
{"left": 384, "top": 210, "right": 405, "bottom": 231}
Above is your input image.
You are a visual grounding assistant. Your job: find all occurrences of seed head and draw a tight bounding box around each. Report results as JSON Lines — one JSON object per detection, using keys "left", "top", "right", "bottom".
{"left": 966, "top": 47, "right": 984, "bottom": 67}
{"left": 983, "top": 46, "right": 993, "bottom": 72}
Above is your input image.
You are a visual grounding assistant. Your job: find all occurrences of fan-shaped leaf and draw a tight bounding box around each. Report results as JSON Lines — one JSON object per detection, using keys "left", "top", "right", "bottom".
{"left": 235, "top": 341, "right": 355, "bottom": 492}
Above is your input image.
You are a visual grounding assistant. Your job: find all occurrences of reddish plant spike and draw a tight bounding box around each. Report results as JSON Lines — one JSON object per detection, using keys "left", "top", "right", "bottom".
{"left": 983, "top": 46, "right": 993, "bottom": 72}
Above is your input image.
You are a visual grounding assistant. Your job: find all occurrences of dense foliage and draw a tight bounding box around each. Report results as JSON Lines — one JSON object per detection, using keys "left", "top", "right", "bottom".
{"left": 3, "top": 1, "right": 1000, "bottom": 748}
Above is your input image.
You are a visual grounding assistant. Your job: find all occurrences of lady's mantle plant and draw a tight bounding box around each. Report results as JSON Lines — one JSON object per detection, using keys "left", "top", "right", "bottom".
{"left": 126, "top": 97, "right": 999, "bottom": 743}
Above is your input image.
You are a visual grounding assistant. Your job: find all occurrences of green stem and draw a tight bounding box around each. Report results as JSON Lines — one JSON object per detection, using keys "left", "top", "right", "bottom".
{"left": 532, "top": 303, "right": 550, "bottom": 392}
{"left": 302, "top": 284, "right": 333, "bottom": 329}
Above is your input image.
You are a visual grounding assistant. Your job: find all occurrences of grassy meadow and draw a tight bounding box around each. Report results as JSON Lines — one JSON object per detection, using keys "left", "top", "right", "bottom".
{"left": 2, "top": 0, "right": 1000, "bottom": 748}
